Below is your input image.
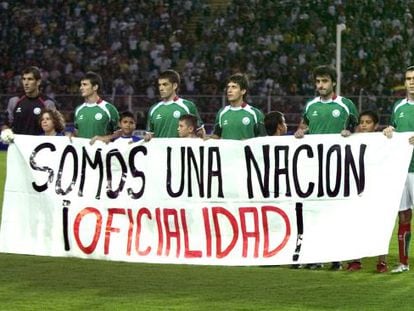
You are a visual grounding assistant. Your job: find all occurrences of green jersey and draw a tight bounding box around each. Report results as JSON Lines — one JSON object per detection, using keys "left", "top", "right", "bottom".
{"left": 213, "top": 103, "right": 266, "bottom": 140}
{"left": 390, "top": 98, "right": 414, "bottom": 172}
{"left": 74, "top": 99, "right": 119, "bottom": 138}
{"left": 147, "top": 96, "right": 203, "bottom": 138}
{"left": 303, "top": 95, "right": 358, "bottom": 134}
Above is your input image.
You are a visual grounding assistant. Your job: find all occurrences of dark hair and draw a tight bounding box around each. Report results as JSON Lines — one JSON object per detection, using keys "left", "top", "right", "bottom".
{"left": 22, "top": 66, "right": 41, "bottom": 80}
{"left": 159, "top": 69, "right": 181, "bottom": 86}
{"left": 406, "top": 65, "right": 414, "bottom": 74}
{"left": 81, "top": 71, "right": 103, "bottom": 93}
{"left": 227, "top": 73, "right": 249, "bottom": 92}
{"left": 179, "top": 114, "right": 197, "bottom": 131}
{"left": 120, "top": 111, "right": 136, "bottom": 122}
{"left": 359, "top": 110, "right": 379, "bottom": 125}
{"left": 313, "top": 65, "right": 336, "bottom": 83}
{"left": 264, "top": 111, "right": 284, "bottom": 135}
{"left": 39, "top": 108, "right": 66, "bottom": 133}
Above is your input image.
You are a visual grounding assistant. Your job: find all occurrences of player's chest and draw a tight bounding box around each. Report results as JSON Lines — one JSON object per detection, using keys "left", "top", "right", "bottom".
{"left": 221, "top": 111, "right": 255, "bottom": 129}
{"left": 307, "top": 105, "right": 346, "bottom": 121}
{"left": 14, "top": 101, "right": 43, "bottom": 117}
{"left": 77, "top": 108, "right": 108, "bottom": 124}
{"left": 153, "top": 105, "right": 187, "bottom": 123}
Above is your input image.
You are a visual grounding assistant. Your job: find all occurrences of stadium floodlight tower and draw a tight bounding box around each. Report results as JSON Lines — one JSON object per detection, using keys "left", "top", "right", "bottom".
{"left": 336, "top": 23, "right": 346, "bottom": 95}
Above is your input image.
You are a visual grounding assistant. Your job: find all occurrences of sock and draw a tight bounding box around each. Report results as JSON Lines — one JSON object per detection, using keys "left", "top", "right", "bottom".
{"left": 398, "top": 223, "right": 411, "bottom": 265}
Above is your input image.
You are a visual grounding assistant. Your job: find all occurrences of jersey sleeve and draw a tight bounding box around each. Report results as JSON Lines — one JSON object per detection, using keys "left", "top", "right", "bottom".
{"left": 213, "top": 109, "right": 223, "bottom": 137}
{"left": 44, "top": 99, "right": 56, "bottom": 110}
{"left": 254, "top": 108, "right": 267, "bottom": 137}
{"left": 107, "top": 103, "right": 120, "bottom": 132}
{"left": 6, "top": 96, "right": 19, "bottom": 126}
{"left": 187, "top": 100, "right": 204, "bottom": 129}
{"left": 146, "top": 105, "right": 155, "bottom": 133}
{"left": 344, "top": 98, "right": 359, "bottom": 130}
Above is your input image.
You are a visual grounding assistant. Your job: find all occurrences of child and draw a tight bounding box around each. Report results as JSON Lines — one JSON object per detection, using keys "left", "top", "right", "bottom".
{"left": 113, "top": 111, "right": 141, "bottom": 143}
{"left": 264, "top": 111, "right": 288, "bottom": 136}
{"left": 39, "top": 108, "right": 65, "bottom": 136}
{"left": 178, "top": 114, "right": 198, "bottom": 138}
{"left": 347, "top": 110, "right": 387, "bottom": 273}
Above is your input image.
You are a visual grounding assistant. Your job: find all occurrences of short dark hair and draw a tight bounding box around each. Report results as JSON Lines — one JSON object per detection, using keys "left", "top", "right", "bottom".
{"left": 120, "top": 111, "right": 136, "bottom": 122}
{"left": 406, "top": 65, "right": 414, "bottom": 74}
{"left": 313, "top": 65, "right": 336, "bottom": 83}
{"left": 227, "top": 73, "right": 249, "bottom": 92}
{"left": 179, "top": 114, "right": 197, "bottom": 130}
{"left": 22, "top": 66, "right": 41, "bottom": 80}
{"left": 159, "top": 69, "right": 181, "bottom": 86}
{"left": 264, "top": 111, "right": 284, "bottom": 135}
{"left": 359, "top": 110, "right": 379, "bottom": 125}
{"left": 39, "top": 108, "right": 66, "bottom": 133}
{"left": 81, "top": 71, "right": 103, "bottom": 93}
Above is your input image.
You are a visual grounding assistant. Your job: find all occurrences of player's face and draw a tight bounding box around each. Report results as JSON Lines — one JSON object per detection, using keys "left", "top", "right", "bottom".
{"left": 405, "top": 70, "right": 414, "bottom": 99}
{"left": 177, "top": 120, "right": 192, "bottom": 138}
{"left": 40, "top": 112, "right": 55, "bottom": 134}
{"left": 22, "top": 73, "right": 40, "bottom": 97}
{"left": 359, "top": 115, "right": 377, "bottom": 133}
{"left": 226, "top": 82, "right": 246, "bottom": 105}
{"left": 80, "top": 79, "right": 97, "bottom": 99}
{"left": 119, "top": 117, "right": 136, "bottom": 136}
{"left": 158, "top": 78, "right": 177, "bottom": 101}
{"left": 315, "top": 75, "right": 335, "bottom": 99}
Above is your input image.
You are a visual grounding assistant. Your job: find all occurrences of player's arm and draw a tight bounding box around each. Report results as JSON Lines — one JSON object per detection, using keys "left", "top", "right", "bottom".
{"left": 4, "top": 97, "right": 19, "bottom": 130}
{"left": 254, "top": 110, "right": 267, "bottom": 137}
{"left": 294, "top": 119, "right": 308, "bottom": 138}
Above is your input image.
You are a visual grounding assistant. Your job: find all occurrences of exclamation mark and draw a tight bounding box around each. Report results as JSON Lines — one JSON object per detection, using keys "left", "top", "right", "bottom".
{"left": 292, "top": 202, "right": 304, "bottom": 262}
{"left": 62, "top": 200, "right": 71, "bottom": 251}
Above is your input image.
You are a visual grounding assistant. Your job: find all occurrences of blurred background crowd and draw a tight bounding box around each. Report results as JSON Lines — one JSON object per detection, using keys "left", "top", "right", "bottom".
{"left": 1, "top": 0, "right": 413, "bottom": 129}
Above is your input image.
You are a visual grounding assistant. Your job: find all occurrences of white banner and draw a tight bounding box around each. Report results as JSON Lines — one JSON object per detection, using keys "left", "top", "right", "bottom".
{"left": 0, "top": 133, "right": 412, "bottom": 265}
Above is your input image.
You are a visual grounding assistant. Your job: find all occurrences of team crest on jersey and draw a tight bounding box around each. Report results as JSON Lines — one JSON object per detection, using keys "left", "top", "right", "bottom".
{"left": 242, "top": 117, "right": 251, "bottom": 125}
{"left": 332, "top": 109, "right": 341, "bottom": 118}
{"left": 33, "top": 107, "right": 41, "bottom": 115}
{"left": 173, "top": 110, "right": 181, "bottom": 118}
{"left": 95, "top": 113, "right": 103, "bottom": 120}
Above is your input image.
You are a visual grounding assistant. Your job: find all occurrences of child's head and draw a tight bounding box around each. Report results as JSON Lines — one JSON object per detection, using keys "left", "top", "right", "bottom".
{"left": 264, "top": 111, "right": 287, "bottom": 136}
{"left": 119, "top": 111, "right": 136, "bottom": 136}
{"left": 39, "top": 108, "right": 65, "bottom": 135}
{"left": 178, "top": 114, "right": 197, "bottom": 138}
{"left": 358, "top": 110, "right": 379, "bottom": 133}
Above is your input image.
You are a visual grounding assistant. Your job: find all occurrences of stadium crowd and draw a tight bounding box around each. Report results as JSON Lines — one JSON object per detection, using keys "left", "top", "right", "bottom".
{"left": 1, "top": 0, "right": 414, "bottom": 117}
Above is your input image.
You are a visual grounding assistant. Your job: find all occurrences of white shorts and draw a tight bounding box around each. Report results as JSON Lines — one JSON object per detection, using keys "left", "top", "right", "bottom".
{"left": 399, "top": 173, "right": 414, "bottom": 211}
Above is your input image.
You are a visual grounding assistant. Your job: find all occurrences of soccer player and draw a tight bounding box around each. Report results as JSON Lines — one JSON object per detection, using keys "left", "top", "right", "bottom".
{"left": 264, "top": 110, "right": 287, "bottom": 136}
{"left": 4, "top": 66, "right": 56, "bottom": 135}
{"left": 144, "top": 70, "right": 203, "bottom": 141}
{"left": 212, "top": 73, "right": 266, "bottom": 140}
{"left": 178, "top": 114, "right": 198, "bottom": 138}
{"left": 383, "top": 65, "right": 414, "bottom": 273}
{"left": 347, "top": 110, "right": 388, "bottom": 273}
{"left": 39, "top": 108, "right": 65, "bottom": 136}
{"left": 295, "top": 65, "right": 359, "bottom": 270}
{"left": 73, "top": 71, "right": 119, "bottom": 141}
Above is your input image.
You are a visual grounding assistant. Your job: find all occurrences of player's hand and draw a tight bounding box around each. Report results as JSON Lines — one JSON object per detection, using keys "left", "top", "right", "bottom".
{"left": 196, "top": 127, "right": 206, "bottom": 139}
{"left": 409, "top": 136, "right": 414, "bottom": 145}
{"left": 382, "top": 126, "right": 394, "bottom": 138}
{"left": 144, "top": 132, "right": 153, "bottom": 142}
{"left": 294, "top": 128, "right": 305, "bottom": 139}
{"left": 341, "top": 129, "right": 351, "bottom": 137}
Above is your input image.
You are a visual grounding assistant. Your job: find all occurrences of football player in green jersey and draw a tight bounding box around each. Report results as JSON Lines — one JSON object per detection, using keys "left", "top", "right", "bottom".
{"left": 73, "top": 71, "right": 119, "bottom": 142}
{"left": 144, "top": 70, "right": 204, "bottom": 141}
{"left": 211, "top": 73, "right": 266, "bottom": 140}
{"left": 294, "top": 65, "right": 358, "bottom": 138}
{"left": 294, "top": 65, "right": 358, "bottom": 271}
{"left": 383, "top": 66, "right": 414, "bottom": 273}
